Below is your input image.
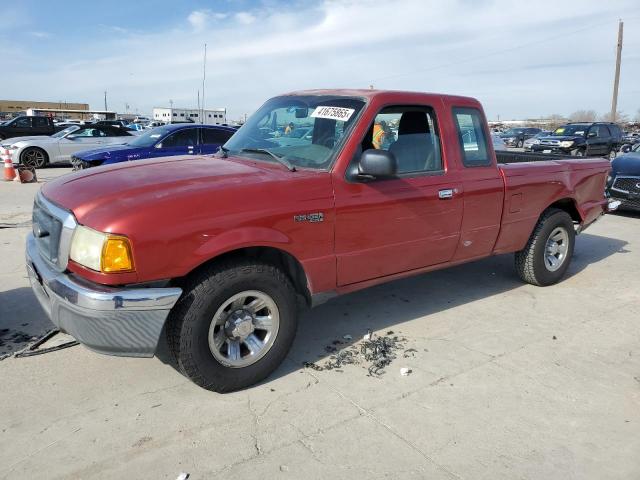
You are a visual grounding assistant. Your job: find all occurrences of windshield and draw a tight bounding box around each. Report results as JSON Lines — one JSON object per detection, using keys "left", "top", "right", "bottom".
{"left": 52, "top": 126, "right": 80, "bottom": 138}
{"left": 553, "top": 125, "right": 587, "bottom": 137}
{"left": 503, "top": 128, "right": 524, "bottom": 136}
{"left": 224, "top": 95, "right": 366, "bottom": 170}
{"left": 126, "top": 126, "right": 171, "bottom": 147}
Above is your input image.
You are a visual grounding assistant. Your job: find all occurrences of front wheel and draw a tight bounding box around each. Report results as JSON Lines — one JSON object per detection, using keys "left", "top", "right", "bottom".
{"left": 20, "top": 147, "right": 48, "bottom": 168}
{"left": 166, "top": 260, "right": 298, "bottom": 392}
{"left": 515, "top": 208, "right": 575, "bottom": 286}
{"left": 572, "top": 148, "right": 586, "bottom": 157}
{"left": 516, "top": 139, "right": 524, "bottom": 148}
{"left": 608, "top": 148, "right": 617, "bottom": 160}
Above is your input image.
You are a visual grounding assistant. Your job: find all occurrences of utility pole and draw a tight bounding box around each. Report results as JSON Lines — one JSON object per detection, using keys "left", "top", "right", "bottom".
{"left": 104, "top": 91, "right": 108, "bottom": 111}
{"left": 610, "top": 19, "right": 623, "bottom": 122}
{"left": 197, "top": 90, "right": 201, "bottom": 124}
{"left": 202, "top": 43, "right": 207, "bottom": 124}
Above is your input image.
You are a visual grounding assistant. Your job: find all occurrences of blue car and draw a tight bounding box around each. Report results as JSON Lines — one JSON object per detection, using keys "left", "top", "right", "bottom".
{"left": 71, "top": 123, "right": 237, "bottom": 169}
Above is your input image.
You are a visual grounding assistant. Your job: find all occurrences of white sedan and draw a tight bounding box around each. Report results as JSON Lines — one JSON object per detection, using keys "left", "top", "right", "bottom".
{"left": 1, "top": 124, "right": 136, "bottom": 168}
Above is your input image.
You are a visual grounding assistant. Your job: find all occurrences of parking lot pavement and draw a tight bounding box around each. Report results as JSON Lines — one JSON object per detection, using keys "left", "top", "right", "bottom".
{"left": 1, "top": 168, "right": 639, "bottom": 479}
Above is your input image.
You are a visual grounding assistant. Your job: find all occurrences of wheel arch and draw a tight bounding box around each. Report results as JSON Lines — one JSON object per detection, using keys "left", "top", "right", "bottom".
{"left": 545, "top": 197, "right": 583, "bottom": 224}
{"left": 178, "top": 245, "right": 312, "bottom": 307}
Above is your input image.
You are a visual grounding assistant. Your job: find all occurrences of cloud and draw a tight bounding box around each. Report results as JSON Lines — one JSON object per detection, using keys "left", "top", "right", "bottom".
{"left": 235, "top": 11, "right": 257, "bottom": 25}
{"left": 29, "top": 31, "right": 50, "bottom": 38}
{"left": 188, "top": 9, "right": 227, "bottom": 32}
{"left": 2, "top": 0, "right": 639, "bottom": 122}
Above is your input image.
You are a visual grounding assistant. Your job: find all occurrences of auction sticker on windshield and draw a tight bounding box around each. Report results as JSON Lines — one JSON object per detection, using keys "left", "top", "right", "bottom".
{"left": 311, "top": 106, "right": 355, "bottom": 122}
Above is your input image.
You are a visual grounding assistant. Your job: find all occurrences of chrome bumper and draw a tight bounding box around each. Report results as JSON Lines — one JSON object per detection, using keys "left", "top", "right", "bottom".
{"left": 25, "top": 233, "right": 182, "bottom": 357}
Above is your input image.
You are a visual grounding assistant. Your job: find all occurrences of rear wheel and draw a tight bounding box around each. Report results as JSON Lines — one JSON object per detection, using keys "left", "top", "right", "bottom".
{"left": 166, "top": 260, "right": 298, "bottom": 392}
{"left": 20, "top": 147, "right": 48, "bottom": 168}
{"left": 608, "top": 148, "right": 617, "bottom": 160}
{"left": 515, "top": 208, "right": 575, "bottom": 286}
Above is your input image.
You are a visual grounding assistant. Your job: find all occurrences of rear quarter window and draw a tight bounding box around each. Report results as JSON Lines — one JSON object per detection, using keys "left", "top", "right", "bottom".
{"left": 452, "top": 107, "right": 491, "bottom": 167}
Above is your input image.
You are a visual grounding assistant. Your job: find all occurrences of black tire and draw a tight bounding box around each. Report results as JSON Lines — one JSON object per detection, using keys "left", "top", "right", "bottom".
{"left": 608, "top": 148, "right": 616, "bottom": 160}
{"left": 20, "top": 147, "right": 49, "bottom": 168}
{"left": 514, "top": 208, "right": 575, "bottom": 286}
{"left": 516, "top": 139, "right": 524, "bottom": 148}
{"left": 572, "top": 148, "right": 586, "bottom": 157}
{"left": 166, "top": 260, "right": 298, "bottom": 392}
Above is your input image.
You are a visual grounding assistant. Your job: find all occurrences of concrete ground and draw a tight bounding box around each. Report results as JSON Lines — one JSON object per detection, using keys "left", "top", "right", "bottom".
{"left": 1, "top": 167, "right": 639, "bottom": 480}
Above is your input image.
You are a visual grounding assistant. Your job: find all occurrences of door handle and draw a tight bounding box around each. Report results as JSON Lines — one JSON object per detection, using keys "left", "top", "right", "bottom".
{"left": 438, "top": 188, "right": 455, "bottom": 199}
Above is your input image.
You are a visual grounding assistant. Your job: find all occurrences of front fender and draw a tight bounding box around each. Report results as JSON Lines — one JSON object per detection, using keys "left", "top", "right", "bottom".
{"left": 193, "top": 226, "right": 294, "bottom": 261}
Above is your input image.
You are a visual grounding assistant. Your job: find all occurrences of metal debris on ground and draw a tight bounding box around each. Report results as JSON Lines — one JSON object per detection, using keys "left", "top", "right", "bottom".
{"left": 175, "top": 473, "right": 189, "bottom": 480}
{"left": 13, "top": 329, "right": 79, "bottom": 358}
{"left": 400, "top": 367, "right": 412, "bottom": 376}
{"left": 303, "top": 331, "right": 410, "bottom": 377}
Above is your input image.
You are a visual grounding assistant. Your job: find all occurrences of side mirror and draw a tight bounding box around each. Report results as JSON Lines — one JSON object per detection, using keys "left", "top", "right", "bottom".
{"left": 358, "top": 149, "right": 397, "bottom": 179}
{"left": 155, "top": 143, "right": 163, "bottom": 149}
{"left": 587, "top": 132, "right": 597, "bottom": 138}
{"left": 621, "top": 144, "right": 632, "bottom": 153}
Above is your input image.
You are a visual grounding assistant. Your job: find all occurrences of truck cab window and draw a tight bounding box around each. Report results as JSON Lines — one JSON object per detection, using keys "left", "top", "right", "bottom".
{"left": 453, "top": 107, "right": 490, "bottom": 167}
{"left": 365, "top": 106, "right": 442, "bottom": 174}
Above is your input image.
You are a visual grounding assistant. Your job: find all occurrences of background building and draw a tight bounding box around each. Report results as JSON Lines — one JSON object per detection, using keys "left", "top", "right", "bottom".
{"left": 153, "top": 107, "right": 227, "bottom": 125}
{"left": 0, "top": 99, "right": 89, "bottom": 117}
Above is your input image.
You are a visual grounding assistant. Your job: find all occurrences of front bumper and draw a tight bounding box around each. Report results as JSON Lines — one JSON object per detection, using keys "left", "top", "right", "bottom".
{"left": 531, "top": 145, "right": 572, "bottom": 155}
{"left": 26, "top": 233, "right": 182, "bottom": 357}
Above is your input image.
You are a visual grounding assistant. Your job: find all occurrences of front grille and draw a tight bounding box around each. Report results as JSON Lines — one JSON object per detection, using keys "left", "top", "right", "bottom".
{"left": 32, "top": 197, "right": 63, "bottom": 265}
{"left": 540, "top": 139, "right": 560, "bottom": 146}
{"left": 31, "top": 193, "right": 77, "bottom": 271}
{"left": 612, "top": 176, "right": 640, "bottom": 194}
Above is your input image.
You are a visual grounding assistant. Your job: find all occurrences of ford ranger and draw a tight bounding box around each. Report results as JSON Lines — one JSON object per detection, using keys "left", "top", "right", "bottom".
{"left": 26, "top": 90, "right": 616, "bottom": 392}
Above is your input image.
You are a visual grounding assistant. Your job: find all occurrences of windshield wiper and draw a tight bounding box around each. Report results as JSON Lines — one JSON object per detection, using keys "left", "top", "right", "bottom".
{"left": 240, "top": 148, "right": 296, "bottom": 172}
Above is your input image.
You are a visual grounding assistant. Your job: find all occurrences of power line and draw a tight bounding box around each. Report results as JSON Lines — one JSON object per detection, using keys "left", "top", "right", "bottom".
{"left": 364, "top": 15, "right": 640, "bottom": 85}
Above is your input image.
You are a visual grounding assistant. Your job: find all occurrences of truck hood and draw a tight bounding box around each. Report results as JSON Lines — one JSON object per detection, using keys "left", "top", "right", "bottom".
{"left": 74, "top": 144, "right": 136, "bottom": 160}
{"left": 42, "top": 155, "right": 304, "bottom": 227}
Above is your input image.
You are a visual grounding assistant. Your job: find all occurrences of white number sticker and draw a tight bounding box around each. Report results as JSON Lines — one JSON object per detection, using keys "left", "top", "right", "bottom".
{"left": 310, "top": 106, "right": 355, "bottom": 122}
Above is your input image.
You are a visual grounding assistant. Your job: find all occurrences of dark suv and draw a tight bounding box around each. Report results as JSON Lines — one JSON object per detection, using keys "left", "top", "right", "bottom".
{"left": 499, "top": 127, "right": 541, "bottom": 148}
{"left": 532, "top": 122, "right": 623, "bottom": 158}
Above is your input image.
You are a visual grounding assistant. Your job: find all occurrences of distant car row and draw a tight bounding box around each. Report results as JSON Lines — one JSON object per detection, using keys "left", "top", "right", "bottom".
{"left": 0, "top": 123, "right": 236, "bottom": 168}
{"left": 497, "top": 122, "right": 623, "bottom": 159}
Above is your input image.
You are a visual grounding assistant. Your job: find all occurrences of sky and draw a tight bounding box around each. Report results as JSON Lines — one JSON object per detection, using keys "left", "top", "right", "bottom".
{"left": 1, "top": 0, "right": 640, "bottom": 122}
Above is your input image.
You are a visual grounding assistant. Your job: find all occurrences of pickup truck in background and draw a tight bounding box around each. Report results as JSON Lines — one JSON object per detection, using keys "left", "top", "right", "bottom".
{"left": 26, "top": 89, "right": 615, "bottom": 392}
{"left": 0, "top": 115, "right": 61, "bottom": 140}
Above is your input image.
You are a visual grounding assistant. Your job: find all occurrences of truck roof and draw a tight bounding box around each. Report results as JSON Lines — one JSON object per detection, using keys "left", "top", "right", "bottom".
{"left": 283, "top": 88, "right": 479, "bottom": 104}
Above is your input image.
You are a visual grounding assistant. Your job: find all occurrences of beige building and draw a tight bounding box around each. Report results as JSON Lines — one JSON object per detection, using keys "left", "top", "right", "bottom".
{"left": 0, "top": 100, "right": 89, "bottom": 115}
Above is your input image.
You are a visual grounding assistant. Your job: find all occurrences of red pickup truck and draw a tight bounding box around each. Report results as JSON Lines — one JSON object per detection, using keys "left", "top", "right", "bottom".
{"left": 26, "top": 89, "right": 615, "bottom": 392}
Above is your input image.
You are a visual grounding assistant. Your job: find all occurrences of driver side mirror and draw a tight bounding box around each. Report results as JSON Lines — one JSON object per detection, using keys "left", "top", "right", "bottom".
{"left": 358, "top": 149, "right": 397, "bottom": 180}
{"left": 587, "top": 131, "right": 597, "bottom": 138}
{"left": 155, "top": 143, "right": 163, "bottom": 149}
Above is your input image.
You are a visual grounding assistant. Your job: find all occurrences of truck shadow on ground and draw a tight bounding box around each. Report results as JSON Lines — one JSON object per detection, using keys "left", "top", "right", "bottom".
{"left": 156, "top": 232, "right": 629, "bottom": 385}
{"left": 268, "top": 231, "right": 630, "bottom": 384}
{"left": 0, "top": 287, "right": 55, "bottom": 356}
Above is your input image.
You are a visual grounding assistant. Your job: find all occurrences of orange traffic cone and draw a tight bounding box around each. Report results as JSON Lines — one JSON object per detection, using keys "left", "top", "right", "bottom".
{"left": 3, "top": 156, "right": 16, "bottom": 181}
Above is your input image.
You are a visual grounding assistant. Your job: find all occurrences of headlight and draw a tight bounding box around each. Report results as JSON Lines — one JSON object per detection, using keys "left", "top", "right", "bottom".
{"left": 69, "top": 225, "right": 134, "bottom": 273}
{"left": 559, "top": 141, "right": 574, "bottom": 148}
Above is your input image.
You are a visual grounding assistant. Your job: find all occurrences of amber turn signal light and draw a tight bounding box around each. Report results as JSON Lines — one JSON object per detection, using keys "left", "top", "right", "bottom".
{"left": 101, "top": 236, "right": 135, "bottom": 273}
